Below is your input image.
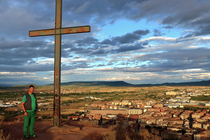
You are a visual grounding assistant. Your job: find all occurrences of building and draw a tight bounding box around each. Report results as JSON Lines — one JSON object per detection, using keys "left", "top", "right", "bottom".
{"left": 193, "top": 122, "right": 202, "bottom": 128}
{"left": 127, "top": 109, "right": 142, "bottom": 115}
{"left": 89, "top": 109, "right": 127, "bottom": 116}
{"left": 164, "top": 104, "right": 183, "bottom": 109}
{"left": 165, "top": 91, "right": 177, "bottom": 95}
{"left": 202, "top": 122, "right": 210, "bottom": 130}
{"left": 147, "top": 108, "right": 161, "bottom": 112}
{"left": 153, "top": 104, "right": 163, "bottom": 108}
{"left": 194, "top": 132, "right": 209, "bottom": 140}
{"left": 121, "top": 100, "right": 131, "bottom": 106}
{"left": 199, "top": 102, "right": 210, "bottom": 106}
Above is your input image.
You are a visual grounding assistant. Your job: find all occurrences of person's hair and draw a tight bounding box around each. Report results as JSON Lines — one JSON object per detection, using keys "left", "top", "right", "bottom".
{"left": 29, "top": 85, "right": 34, "bottom": 88}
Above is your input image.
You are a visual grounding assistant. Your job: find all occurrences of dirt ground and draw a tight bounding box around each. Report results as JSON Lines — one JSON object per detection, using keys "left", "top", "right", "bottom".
{"left": 39, "top": 97, "right": 74, "bottom": 103}
{"left": 4, "top": 120, "right": 110, "bottom": 140}
{"left": 60, "top": 108, "right": 82, "bottom": 114}
{"left": 184, "top": 105, "right": 210, "bottom": 108}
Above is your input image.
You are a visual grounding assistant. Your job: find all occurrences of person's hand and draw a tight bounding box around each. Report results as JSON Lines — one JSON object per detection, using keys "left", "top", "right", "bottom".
{"left": 24, "top": 112, "right": 28, "bottom": 116}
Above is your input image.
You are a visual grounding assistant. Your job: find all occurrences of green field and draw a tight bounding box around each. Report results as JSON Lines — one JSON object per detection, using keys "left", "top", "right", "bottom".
{"left": 191, "top": 96, "right": 210, "bottom": 101}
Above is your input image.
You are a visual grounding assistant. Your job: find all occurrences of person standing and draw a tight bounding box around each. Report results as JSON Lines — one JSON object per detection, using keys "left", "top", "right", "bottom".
{"left": 21, "top": 85, "right": 38, "bottom": 139}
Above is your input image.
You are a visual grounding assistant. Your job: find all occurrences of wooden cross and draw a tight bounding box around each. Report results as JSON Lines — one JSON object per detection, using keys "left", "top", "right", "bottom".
{"left": 29, "top": 0, "right": 90, "bottom": 127}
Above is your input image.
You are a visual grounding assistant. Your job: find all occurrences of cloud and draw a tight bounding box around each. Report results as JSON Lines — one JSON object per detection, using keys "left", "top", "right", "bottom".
{"left": 141, "top": 36, "right": 176, "bottom": 42}
{"left": 164, "top": 69, "right": 204, "bottom": 73}
{"left": 1, "top": 0, "right": 210, "bottom": 40}
{"left": 162, "top": 16, "right": 176, "bottom": 25}
{"left": 112, "top": 44, "right": 144, "bottom": 53}
{"left": 185, "top": 25, "right": 210, "bottom": 37}
{"left": 131, "top": 47, "right": 210, "bottom": 72}
{"left": 75, "top": 37, "right": 98, "bottom": 46}
{"left": 124, "top": 0, "right": 210, "bottom": 35}
{"left": 1, "top": 30, "right": 209, "bottom": 74}
{"left": 95, "top": 77, "right": 141, "bottom": 81}
{"left": 163, "top": 25, "right": 173, "bottom": 29}
{"left": 101, "top": 29, "right": 149, "bottom": 45}
{"left": 0, "top": 72, "right": 35, "bottom": 76}
{"left": 62, "top": 71, "right": 79, "bottom": 75}
{"left": 153, "top": 29, "right": 164, "bottom": 36}
{"left": 0, "top": 40, "right": 55, "bottom": 66}
{"left": 63, "top": 29, "right": 149, "bottom": 56}
{"left": 91, "top": 49, "right": 106, "bottom": 55}
{"left": 0, "top": 74, "right": 53, "bottom": 85}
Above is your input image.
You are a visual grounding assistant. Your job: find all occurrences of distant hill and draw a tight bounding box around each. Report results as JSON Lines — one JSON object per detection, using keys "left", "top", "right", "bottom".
{"left": 49, "top": 81, "right": 133, "bottom": 87}
{"left": 0, "top": 84, "right": 14, "bottom": 87}
{"left": 133, "top": 80, "right": 210, "bottom": 87}
{"left": 48, "top": 80, "right": 210, "bottom": 87}
{"left": 1, "top": 80, "right": 210, "bottom": 88}
{"left": 154, "top": 80, "right": 210, "bottom": 86}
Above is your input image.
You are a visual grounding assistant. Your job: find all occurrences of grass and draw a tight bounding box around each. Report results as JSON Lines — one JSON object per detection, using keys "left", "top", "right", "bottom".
{"left": 0, "top": 108, "right": 22, "bottom": 121}
{"left": 184, "top": 106, "right": 209, "bottom": 111}
{"left": 191, "top": 96, "right": 210, "bottom": 101}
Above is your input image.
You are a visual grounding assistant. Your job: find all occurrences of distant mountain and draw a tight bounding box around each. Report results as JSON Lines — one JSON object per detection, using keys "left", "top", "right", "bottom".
{"left": 49, "top": 81, "right": 133, "bottom": 87}
{"left": 48, "top": 80, "right": 210, "bottom": 87}
{"left": 0, "top": 84, "right": 39, "bottom": 89}
{"left": 0, "top": 84, "right": 14, "bottom": 87}
{"left": 155, "top": 80, "right": 210, "bottom": 86}
{"left": 133, "top": 80, "right": 210, "bottom": 87}
{"left": 1, "top": 80, "right": 210, "bottom": 88}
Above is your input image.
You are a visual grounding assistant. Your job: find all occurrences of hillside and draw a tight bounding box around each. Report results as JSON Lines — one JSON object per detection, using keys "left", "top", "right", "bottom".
{"left": 51, "top": 81, "right": 133, "bottom": 86}
{"left": 5, "top": 120, "right": 110, "bottom": 140}
{"left": 1, "top": 80, "right": 210, "bottom": 89}
{"left": 50, "top": 80, "right": 210, "bottom": 87}
{"left": 153, "top": 80, "right": 210, "bottom": 86}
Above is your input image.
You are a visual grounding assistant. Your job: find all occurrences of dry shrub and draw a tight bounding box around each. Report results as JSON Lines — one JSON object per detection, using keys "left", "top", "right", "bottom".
{"left": 0, "top": 115, "right": 4, "bottom": 129}
{"left": 0, "top": 115, "right": 13, "bottom": 140}
{"left": 102, "top": 131, "right": 116, "bottom": 140}
{"left": 115, "top": 125, "right": 129, "bottom": 140}
{"left": 86, "top": 126, "right": 161, "bottom": 140}
{"left": 86, "top": 129, "right": 130, "bottom": 140}
{"left": 139, "top": 128, "right": 161, "bottom": 140}
{"left": 86, "top": 125, "right": 130, "bottom": 140}
{"left": 139, "top": 128, "right": 150, "bottom": 139}
{"left": 128, "top": 132, "right": 143, "bottom": 140}
{"left": 86, "top": 132, "right": 104, "bottom": 140}
{"left": 0, "top": 130, "right": 12, "bottom": 140}
{"left": 78, "top": 120, "right": 97, "bottom": 127}
{"left": 152, "top": 135, "right": 161, "bottom": 140}
{"left": 67, "top": 119, "right": 98, "bottom": 127}
{"left": 103, "top": 130, "right": 131, "bottom": 140}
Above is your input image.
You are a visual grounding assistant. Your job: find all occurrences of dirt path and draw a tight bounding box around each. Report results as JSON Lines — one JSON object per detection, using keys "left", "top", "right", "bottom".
{"left": 4, "top": 120, "right": 109, "bottom": 140}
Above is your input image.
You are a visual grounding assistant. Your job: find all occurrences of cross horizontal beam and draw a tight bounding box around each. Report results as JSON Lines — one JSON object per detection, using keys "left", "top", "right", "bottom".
{"left": 29, "top": 25, "right": 90, "bottom": 37}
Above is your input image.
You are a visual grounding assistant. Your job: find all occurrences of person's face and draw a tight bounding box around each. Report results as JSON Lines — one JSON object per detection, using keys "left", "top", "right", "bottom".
{"left": 29, "top": 87, "right": 34, "bottom": 93}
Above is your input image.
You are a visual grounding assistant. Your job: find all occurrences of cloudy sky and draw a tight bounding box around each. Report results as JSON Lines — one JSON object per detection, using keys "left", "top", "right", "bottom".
{"left": 1, "top": 0, "right": 210, "bottom": 86}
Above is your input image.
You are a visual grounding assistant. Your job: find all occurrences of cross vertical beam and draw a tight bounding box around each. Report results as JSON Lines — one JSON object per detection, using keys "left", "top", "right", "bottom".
{"left": 53, "top": 0, "right": 62, "bottom": 127}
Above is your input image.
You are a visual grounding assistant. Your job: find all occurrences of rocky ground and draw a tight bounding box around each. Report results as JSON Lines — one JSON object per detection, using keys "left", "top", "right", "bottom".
{"left": 4, "top": 120, "right": 110, "bottom": 140}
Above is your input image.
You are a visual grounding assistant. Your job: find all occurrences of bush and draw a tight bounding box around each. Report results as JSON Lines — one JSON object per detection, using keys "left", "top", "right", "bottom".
{"left": 139, "top": 128, "right": 161, "bottom": 140}
{"left": 0, "top": 115, "right": 13, "bottom": 140}
{"left": 86, "top": 126, "right": 130, "bottom": 140}
{"left": 85, "top": 126, "right": 161, "bottom": 140}
{"left": 41, "top": 114, "right": 52, "bottom": 120}
{"left": 86, "top": 132, "right": 104, "bottom": 140}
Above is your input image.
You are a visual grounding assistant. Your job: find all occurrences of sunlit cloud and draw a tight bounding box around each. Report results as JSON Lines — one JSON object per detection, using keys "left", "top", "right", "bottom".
{"left": 0, "top": 72, "right": 35, "bottom": 76}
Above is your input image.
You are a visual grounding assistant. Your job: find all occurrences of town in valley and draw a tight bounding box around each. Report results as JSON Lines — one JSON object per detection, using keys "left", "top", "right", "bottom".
{"left": 1, "top": 83, "right": 210, "bottom": 140}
